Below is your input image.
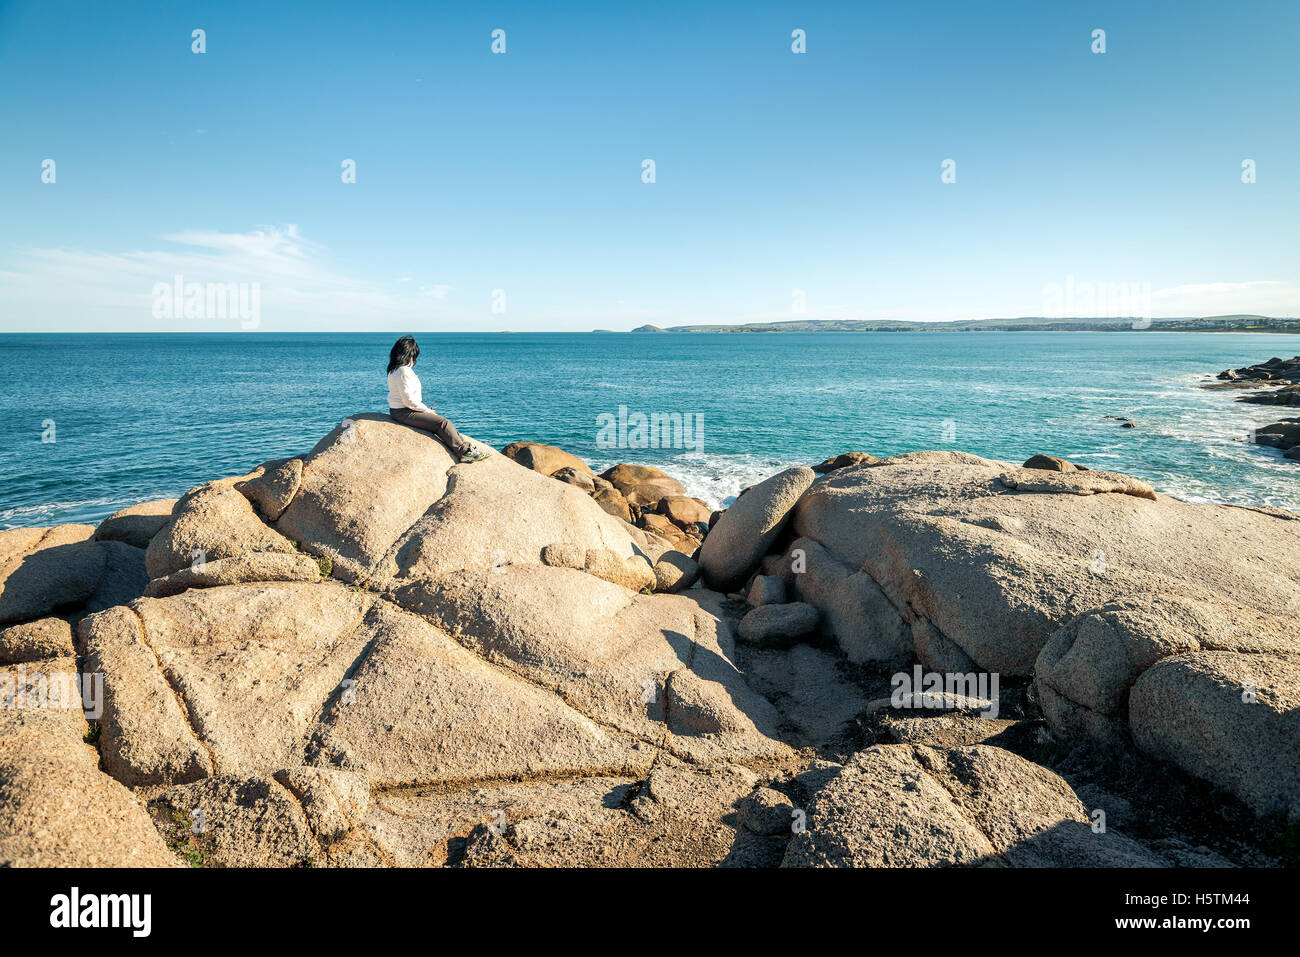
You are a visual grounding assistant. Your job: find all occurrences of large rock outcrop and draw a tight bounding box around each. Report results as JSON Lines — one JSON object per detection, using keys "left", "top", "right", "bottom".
{"left": 505, "top": 456, "right": 708, "bottom": 560}
{"left": 146, "top": 767, "right": 376, "bottom": 867}
{"left": 788, "top": 451, "right": 1300, "bottom": 677}
{"left": 698, "top": 467, "right": 815, "bottom": 592}
{"left": 71, "top": 416, "right": 794, "bottom": 826}
{"left": 782, "top": 744, "right": 1167, "bottom": 868}
{"left": 94, "top": 499, "right": 177, "bottom": 549}
{"left": 146, "top": 477, "right": 297, "bottom": 580}
{"left": 388, "top": 567, "right": 790, "bottom": 767}
{"left": 502, "top": 442, "right": 594, "bottom": 479}
{"left": 0, "top": 660, "right": 177, "bottom": 867}
{"left": 780, "top": 452, "right": 1300, "bottom": 817}
{"left": 381, "top": 450, "right": 646, "bottom": 583}
{"left": 0, "top": 525, "right": 104, "bottom": 624}
{"left": 1034, "top": 594, "right": 1296, "bottom": 757}
{"left": 1129, "top": 651, "right": 1300, "bottom": 819}
{"left": 4, "top": 410, "right": 1296, "bottom": 867}
{"left": 274, "top": 414, "right": 459, "bottom": 583}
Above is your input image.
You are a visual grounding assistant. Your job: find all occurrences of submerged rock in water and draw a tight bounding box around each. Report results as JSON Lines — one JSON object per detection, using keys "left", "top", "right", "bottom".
{"left": 1252, "top": 418, "right": 1300, "bottom": 460}
{"left": 1240, "top": 384, "right": 1300, "bottom": 406}
{"left": 1214, "top": 356, "right": 1300, "bottom": 405}
{"left": 1216, "top": 355, "right": 1300, "bottom": 385}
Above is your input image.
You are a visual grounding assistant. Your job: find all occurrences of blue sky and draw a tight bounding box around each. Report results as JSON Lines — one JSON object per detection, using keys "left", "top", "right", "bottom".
{"left": 1, "top": 0, "right": 1298, "bottom": 331}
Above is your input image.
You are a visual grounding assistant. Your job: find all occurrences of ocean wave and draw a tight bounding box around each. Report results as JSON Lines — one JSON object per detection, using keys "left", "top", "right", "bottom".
{"left": 4, "top": 335, "right": 1299, "bottom": 522}
{"left": 0, "top": 496, "right": 127, "bottom": 529}
{"left": 589, "top": 450, "right": 806, "bottom": 510}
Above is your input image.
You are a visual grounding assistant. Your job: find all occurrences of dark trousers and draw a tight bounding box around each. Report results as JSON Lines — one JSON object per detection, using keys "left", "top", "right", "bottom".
{"left": 389, "top": 407, "right": 472, "bottom": 456}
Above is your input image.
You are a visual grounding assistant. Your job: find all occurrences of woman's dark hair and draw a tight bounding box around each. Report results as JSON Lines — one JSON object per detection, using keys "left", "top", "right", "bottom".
{"left": 387, "top": 335, "right": 420, "bottom": 373}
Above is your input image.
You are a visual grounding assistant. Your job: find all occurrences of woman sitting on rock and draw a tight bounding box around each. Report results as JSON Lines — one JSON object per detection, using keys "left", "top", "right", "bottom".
{"left": 387, "top": 335, "right": 490, "bottom": 462}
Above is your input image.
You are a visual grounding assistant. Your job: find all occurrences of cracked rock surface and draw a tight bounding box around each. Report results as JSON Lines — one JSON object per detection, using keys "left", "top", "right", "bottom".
{"left": 2, "top": 418, "right": 1296, "bottom": 866}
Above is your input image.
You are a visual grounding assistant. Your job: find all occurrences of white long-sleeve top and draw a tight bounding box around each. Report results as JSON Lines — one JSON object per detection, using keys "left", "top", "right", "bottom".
{"left": 387, "top": 365, "right": 431, "bottom": 412}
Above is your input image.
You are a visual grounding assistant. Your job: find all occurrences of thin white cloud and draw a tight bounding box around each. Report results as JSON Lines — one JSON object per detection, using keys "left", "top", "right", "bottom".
{"left": 0, "top": 225, "right": 457, "bottom": 329}
{"left": 1149, "top": 280, "right": 1299, "bottom": 316}
{"left": 1150, "top": 280, "right": 1286, "bottom": 298}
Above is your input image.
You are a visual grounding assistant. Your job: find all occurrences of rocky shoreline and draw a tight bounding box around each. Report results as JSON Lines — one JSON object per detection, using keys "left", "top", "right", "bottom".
{"left": 1212, "top": 354, "right": 1300, "bottom": 401}
{"left": 1206, "top": 355, "right": 1300, "bottom": 460}
{"left": 1, "top": 412, "right": 1297, "bottom": 868}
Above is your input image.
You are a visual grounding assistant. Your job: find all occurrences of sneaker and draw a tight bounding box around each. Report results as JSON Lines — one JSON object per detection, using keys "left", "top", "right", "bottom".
{"left": 459, "top": 446, "right": 490, "bottom": 463}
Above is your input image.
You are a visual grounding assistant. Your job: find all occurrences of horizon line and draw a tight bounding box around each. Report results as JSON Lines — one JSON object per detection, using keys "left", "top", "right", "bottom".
{"left": 4, "top": 314, "right": 1300, "bottom": 335}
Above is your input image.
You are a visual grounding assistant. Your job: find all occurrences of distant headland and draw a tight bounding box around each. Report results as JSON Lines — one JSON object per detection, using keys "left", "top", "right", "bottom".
{"left": 620, "top": 315, "right": 1300, "bottom": 334}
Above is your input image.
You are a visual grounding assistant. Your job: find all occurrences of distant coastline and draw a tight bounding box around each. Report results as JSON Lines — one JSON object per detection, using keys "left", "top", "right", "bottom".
{"left": 616, "top": 315, "right": 1300, "bottom": 334}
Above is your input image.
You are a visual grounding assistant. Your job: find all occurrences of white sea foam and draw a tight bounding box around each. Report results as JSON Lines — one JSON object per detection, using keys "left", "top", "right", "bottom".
{"left": 590, "top": 451, "right": 806, "bottom": 511}
{"left": 0, "top": 496, "right": 128, "bottom": 529}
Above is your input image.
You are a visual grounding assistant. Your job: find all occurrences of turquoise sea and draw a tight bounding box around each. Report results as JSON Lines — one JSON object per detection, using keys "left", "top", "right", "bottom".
{"left": 1, "top": 331, "right": 1298, "bottom": 529}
